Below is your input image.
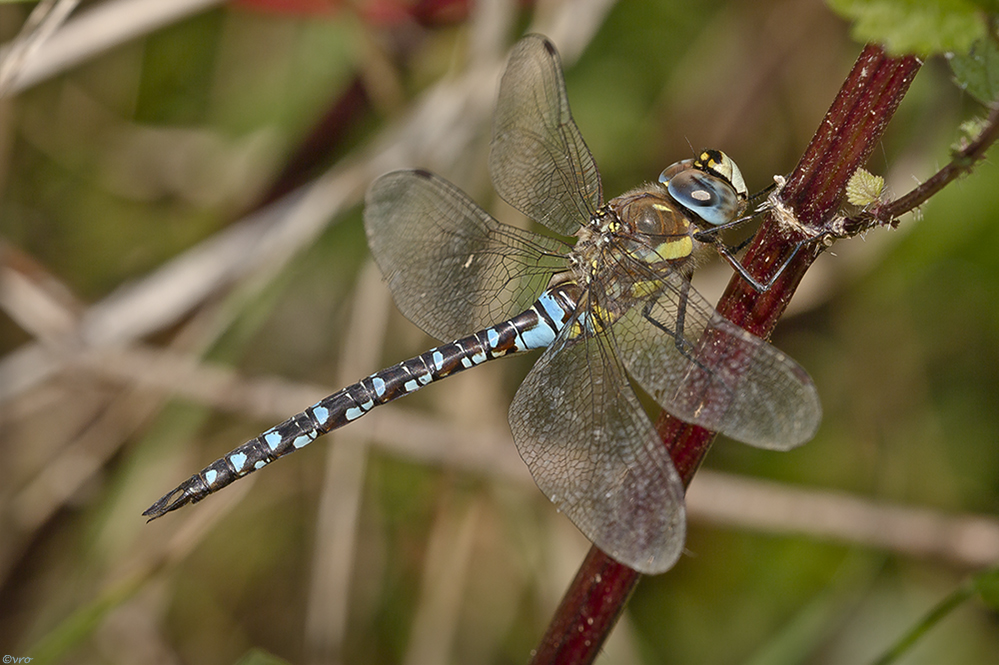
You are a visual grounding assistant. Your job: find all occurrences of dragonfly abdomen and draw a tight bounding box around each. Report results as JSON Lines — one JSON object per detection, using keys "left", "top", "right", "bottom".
{"left": 143, "top": 285, "right": 577, "bottom": 520}
{"left": 309, "top": 284, "right": 575, "bottom": 432}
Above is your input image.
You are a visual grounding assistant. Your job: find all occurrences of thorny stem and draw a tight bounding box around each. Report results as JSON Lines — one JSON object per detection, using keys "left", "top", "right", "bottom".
{"left": 529, "top": 44, "right": 921, "bottom": 665}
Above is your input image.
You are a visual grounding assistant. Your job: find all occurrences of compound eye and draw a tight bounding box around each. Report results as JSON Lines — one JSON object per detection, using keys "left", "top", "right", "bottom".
{"left": 658, "top": 158, "right": 694, "bottom": 186}
{"left": 666, "top": 170, "right": 740, "bottom": 226}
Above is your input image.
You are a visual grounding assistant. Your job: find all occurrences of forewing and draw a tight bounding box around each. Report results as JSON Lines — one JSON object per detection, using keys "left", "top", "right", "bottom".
{"left": 613, "top": 271, "right": 821, "bottom": 450}
{"left": 509, "top": 319, "right": 686, "bottom": 575}
{"left": 365, "top": 170, "right": 567, "bottom": 341}
{"left": 489, "top": 35, "right": 602, "bottom": 237}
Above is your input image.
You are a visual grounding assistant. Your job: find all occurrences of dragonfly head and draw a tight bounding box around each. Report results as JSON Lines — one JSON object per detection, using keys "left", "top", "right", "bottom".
{"left": 659, "top": 150, "right": 748, "bottom": 227}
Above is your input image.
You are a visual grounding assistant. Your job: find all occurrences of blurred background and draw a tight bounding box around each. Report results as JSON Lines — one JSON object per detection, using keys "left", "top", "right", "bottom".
{"left": 1, "top": 0, "right": 998, "bottom": 663}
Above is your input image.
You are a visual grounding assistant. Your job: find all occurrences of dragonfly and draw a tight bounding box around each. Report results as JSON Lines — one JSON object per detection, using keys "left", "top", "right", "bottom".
{"left": 145, "top": 34, "right": 820, "bottom": 574}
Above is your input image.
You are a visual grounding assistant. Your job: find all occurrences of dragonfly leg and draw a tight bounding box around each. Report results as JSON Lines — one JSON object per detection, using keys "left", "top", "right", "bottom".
{"left": 637, "top": 283, "right": 741, "bottom": 417}
{"left": 639, "top": 282, "right": 711, "bottom": 376}
{"left": 696, "top": 234, "right": 818, "bottom": 293}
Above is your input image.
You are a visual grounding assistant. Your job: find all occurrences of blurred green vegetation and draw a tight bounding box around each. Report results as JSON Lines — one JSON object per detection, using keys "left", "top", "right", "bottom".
{"left": 1, "top": 1, "right": 998, "bottom": 664}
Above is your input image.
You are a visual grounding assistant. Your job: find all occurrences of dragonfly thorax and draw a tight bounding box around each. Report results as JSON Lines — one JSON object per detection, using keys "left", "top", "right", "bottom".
{"left": 569, "top": 184, "right": 705, "bottom": 290}
{"left": 609, "top": 185, "right": 706, "bottom": 269}
{"left": 569, "top": 150, "right": 748, "bottom": 288}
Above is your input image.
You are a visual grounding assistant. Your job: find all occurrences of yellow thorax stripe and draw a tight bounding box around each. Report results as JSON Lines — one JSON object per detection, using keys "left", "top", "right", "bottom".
{"left": 650, "top": 235, "right": 692, "bottom": 261}
{"left": 568, "top": 304, "right": 615, "bottom": 338}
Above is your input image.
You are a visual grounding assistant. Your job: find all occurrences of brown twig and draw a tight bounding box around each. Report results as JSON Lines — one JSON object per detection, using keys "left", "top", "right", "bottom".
{"left": 840, "top": 101, "right": 999, "bottom": 236}
{"left": 529, "top": 44, "right": 921, "bottom": 665}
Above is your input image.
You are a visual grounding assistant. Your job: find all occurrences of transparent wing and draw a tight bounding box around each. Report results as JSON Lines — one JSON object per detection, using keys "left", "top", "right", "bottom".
{"left": 509, "top": 317, "right": 686, "bottom": 575}
{"left": 611, "top": 269, "right": 821, "bottom": 450}
{"left": 489, "top": 34, "right": 602, "bottom": 237}
{"left": 364, "top": 169, "right": 568, "bottom": 341}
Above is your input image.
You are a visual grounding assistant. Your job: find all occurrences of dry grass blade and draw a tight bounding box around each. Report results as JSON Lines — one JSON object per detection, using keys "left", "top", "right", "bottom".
{"left": 1, "top": 0, "right": 225, "bottom": 95}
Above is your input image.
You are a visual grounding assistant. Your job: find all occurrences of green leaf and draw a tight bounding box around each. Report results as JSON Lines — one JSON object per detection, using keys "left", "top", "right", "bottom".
{"left": 951, "top": 116, "right": 990, "bottom": 155}
{"left": 949, "top": 36, "right": 999, "bottom": 103}
{"left": 846, "top": 168, "right": 886, "bottom": 206}
{"left": 972, "top": 567, "right": 999, "bottom": 610}
{"left": 826, "top": 0, "right": 985, "bottom": 56}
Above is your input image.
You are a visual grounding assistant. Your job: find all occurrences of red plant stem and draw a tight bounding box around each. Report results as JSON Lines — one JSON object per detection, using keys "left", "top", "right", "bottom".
{"left": 529, "top": 44, "right": 921, "bottom": 665}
